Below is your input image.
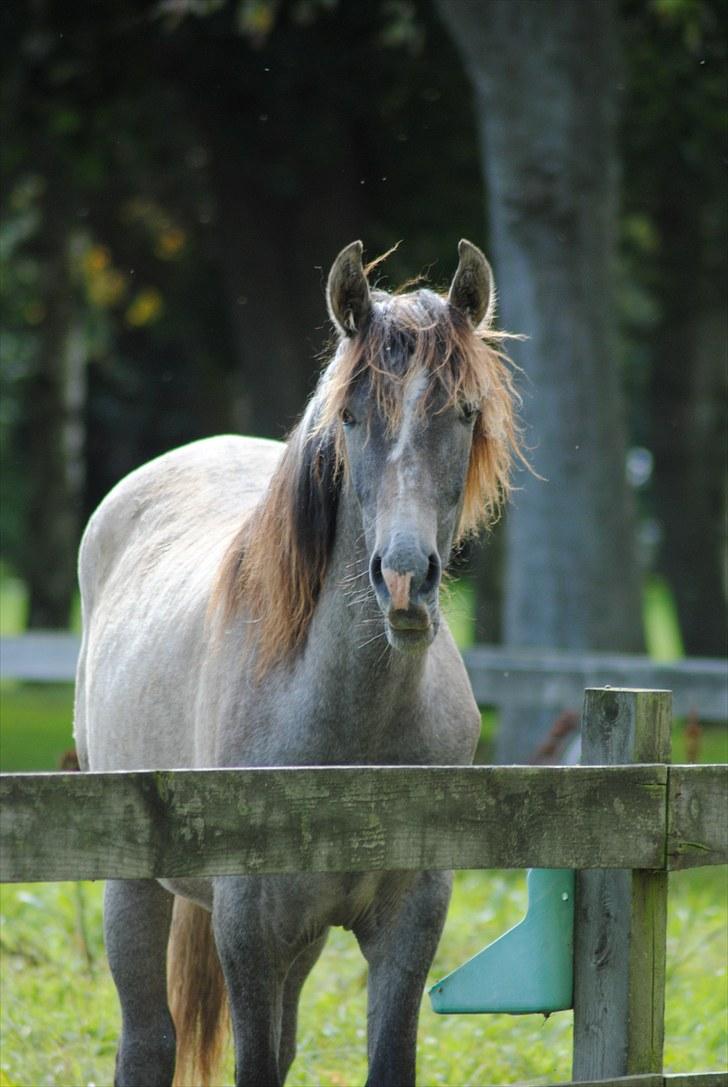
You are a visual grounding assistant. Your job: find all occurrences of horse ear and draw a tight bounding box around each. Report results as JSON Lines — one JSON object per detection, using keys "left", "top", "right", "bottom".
{"left": 448, "top": 239, "right": 495, "bottom": 328}
{"left": 327, "top": 240, "right": 371, "bottom": 336}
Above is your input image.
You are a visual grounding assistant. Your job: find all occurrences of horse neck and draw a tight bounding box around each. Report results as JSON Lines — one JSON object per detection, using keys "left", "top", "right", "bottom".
{"left": 301, "top": 484, "right": 428, "bottom": 723}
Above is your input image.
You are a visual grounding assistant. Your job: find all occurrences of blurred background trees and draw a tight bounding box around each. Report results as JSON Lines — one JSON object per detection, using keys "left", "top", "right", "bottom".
{"left": 1, "top": 0, "right": 725, "bottom": 715}
{"left": 439, "top": 0, "right": 649, "bottom": 758}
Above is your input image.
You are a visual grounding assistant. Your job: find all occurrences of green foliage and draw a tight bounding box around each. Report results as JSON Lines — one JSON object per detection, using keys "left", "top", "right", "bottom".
{"left": 441, "top": 576, "right": 476, "bottom": 649}
{"left": 644, "top": 575, "right": 685, "bottom": 661}
{"left": 0, "top": 569, "right": 27, "bottom": 636}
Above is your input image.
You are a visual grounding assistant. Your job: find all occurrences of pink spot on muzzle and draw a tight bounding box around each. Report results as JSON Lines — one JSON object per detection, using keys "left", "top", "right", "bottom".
{"left": 382, "top": 568, "right": 413, "bottom": 611}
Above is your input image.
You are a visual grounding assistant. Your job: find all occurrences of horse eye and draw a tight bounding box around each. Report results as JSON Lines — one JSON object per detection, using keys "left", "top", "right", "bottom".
{"left": 459, "top": 403, "right": 479, "bottom": 424}
{"left": 341, "top": 407, "right": 356, "bottom": 427}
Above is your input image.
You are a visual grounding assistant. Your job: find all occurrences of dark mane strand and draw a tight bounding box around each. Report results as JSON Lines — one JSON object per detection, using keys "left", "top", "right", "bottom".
{"left": 210, "top": 416, "right": 341, "bottom": 678}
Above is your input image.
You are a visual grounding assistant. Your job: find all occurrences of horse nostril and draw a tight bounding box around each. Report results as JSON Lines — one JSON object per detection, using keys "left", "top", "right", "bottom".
{"left": 421, "top": 553, "right": 441, "bottom": 596}
{"left": 370, "top": 554, "right": 385, "bottom": 595}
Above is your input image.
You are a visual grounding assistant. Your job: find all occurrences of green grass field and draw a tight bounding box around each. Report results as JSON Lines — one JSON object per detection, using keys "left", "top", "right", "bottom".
{"left": 1, "top": 867, "right": 726, "bottom": 1086}
{"left": 0, "top": 573, "right": 726, "bottom": 1084}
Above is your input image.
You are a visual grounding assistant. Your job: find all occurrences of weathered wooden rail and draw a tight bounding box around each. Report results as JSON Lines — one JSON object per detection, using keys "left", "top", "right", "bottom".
{"left": 1, "top": 687, "right": 726, "bottom": 1085}
{"left": 1, "top": 762, "right": 724, "bottom": 882}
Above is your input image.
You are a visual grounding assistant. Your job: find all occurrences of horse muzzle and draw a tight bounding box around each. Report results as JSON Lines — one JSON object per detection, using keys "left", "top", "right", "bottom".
{"left": 369, "top": 544, "right": 441, "bottom": 652}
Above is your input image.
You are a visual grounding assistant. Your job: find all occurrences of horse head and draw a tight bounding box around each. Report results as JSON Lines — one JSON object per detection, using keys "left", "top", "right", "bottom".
{"left": 324, "top": 238, "right": 517, "bottom": 653}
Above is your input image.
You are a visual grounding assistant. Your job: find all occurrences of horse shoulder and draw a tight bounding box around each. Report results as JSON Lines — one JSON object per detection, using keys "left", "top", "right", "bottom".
{"left": 79, "top": 435, "right": 283, "bottom": 610}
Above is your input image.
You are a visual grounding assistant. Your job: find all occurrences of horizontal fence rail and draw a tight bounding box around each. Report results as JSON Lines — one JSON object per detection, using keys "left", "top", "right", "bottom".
{"left": 463, "top": 646, "right": 728, "bottom": 719}
{"left": 1, "top": 763, "right": 725, "bottom": 883}
{"left": 549, "top": 1076, "right": 728, "bottom": 1087}
{"left": 0, "top": 632, "right": 81, "bottom": 683}
{"left": 3, "top": 634, "right": 727, "bottom": 719}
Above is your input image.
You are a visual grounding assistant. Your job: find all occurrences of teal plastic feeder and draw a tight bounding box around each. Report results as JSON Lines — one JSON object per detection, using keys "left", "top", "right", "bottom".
{"left": 429, "top": 868, "right": 575, "bottom": 1014}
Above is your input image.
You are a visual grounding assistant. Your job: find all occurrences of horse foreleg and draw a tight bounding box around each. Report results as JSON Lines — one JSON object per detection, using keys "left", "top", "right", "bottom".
{"left": 212, "top": 877, "right": 301, "bottom": 1087}
{"left": 278, "top": 931, "right": 329, "bottom": 1080}
{"left": 355, "top": 871, "right": 452, "bottom": 1087}
{"left": 104, "top": 879, "right": 176, "bottom": 1087}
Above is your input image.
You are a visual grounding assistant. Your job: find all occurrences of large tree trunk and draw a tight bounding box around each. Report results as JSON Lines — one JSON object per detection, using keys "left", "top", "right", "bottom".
{"left": 438, "top": 0, "right": 644, "bottom": 760}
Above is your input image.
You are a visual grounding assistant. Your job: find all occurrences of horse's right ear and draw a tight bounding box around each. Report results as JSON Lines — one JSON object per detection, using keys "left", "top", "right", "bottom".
{"left": 327, "top": 240, "right": 371, "bottom": 336}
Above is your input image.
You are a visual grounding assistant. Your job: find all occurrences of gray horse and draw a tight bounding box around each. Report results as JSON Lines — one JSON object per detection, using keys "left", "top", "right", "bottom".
{"left": 74, "top": 239, "right": 521, "bottom": 1087}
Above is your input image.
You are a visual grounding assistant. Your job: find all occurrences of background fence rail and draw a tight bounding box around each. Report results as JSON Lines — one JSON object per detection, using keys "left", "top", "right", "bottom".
{"left": 2, "top": 633, "right": 726, "bottom": 718}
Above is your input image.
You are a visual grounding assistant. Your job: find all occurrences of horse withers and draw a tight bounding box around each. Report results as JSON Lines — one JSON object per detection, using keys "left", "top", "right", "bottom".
{"left": 74, "top": 239, "right": 521, "bottom": 1086}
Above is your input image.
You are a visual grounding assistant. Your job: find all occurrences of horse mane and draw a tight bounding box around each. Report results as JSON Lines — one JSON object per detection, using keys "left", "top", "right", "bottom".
{"left": 211, "top": 285, "right": 523, "bottom": 678}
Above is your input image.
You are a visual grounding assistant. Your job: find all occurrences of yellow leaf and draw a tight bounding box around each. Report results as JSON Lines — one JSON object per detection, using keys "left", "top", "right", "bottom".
{"left": 125, "top": 287, "right": 164, "bottom": 327}
{"left": 155, "top": 227, "right": 186, "bottom": 260}
{"left": 87, "top": 268, "right": 127, "bottom": 309}
{"left": 83, "top": 245, "right": 111, "bottom": 275}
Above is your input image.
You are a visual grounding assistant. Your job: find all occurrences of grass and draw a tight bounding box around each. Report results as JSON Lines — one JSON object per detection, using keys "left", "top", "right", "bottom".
{"left": 0, "top": 684, "right": 76, "bottom": 772}
{"left": 1, "top": 867, "right": 726, "bottom": 1086}
{"left": 0, "top": 572, "right": 725, "bottom": 1083}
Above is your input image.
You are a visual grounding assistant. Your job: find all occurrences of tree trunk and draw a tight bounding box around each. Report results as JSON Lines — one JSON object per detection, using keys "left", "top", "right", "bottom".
{"left": 438, "top": 0, "right": 644, "bottom": 760}
{"left": 21, "top": 227, "right": 85, "bottom": 629}
{"left": 651, "top": 191, "right": 728, "bottom": 657}
{"left": 180, "top": 16, "right": 366, "bottom": 443}
{"left": 204, "top": 127, "right": 363, "bottom": 440}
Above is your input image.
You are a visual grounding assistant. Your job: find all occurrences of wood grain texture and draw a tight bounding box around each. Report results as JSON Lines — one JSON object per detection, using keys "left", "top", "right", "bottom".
{"left": 550, "top": 1077, "right": 727, "bottom": 1087}
{"left": 0, "top": 764, "right": 668, "bottom": 883}
{"left": 475, "top": 1077, "right": 728, "bottom": 1087}
{"left": 553, "top": 1077, "right": 663, "bottom": 1087}
{"left": 572, "top": 689, "right": 671, "bottom": 1081}
{"left": 668, "top": 764, "right": 728, "bottom": 869}
{"left": 664, "top": 1076, "right": 728, "bottom": 1087}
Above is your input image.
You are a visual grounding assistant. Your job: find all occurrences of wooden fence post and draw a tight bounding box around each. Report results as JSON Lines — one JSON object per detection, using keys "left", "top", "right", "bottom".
{"left": 572, "top": 688, "right": 672, "bottom": 1081}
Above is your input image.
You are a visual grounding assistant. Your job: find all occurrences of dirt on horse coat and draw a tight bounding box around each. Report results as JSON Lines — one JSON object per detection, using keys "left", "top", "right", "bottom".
{"left": 73, "top": 239, "right": 522, "bottom": 1087}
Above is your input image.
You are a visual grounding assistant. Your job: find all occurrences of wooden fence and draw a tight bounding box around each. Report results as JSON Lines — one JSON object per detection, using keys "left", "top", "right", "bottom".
{"left": 1, "top": 687, "right": 726, "bottom": 1085}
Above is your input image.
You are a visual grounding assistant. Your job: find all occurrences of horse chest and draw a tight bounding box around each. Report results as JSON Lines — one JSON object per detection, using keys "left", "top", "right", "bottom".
{"left": 225, "top": 701, "right": 469, "bottom": 766}
{"left": 262, "top": 870, "right": 417, "bottom": 940}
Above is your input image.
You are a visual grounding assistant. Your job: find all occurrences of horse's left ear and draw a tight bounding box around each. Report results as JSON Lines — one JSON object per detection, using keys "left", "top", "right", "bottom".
{"left": 327, "top": 240, "right": 371, "bottom": 336}
{"left": 448, "top": 239, "right": 495, "bottom": 328}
